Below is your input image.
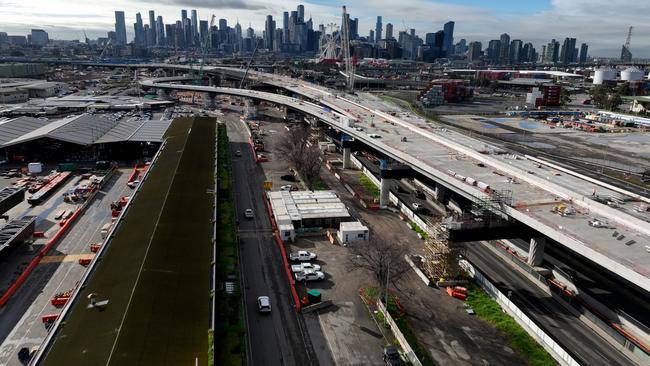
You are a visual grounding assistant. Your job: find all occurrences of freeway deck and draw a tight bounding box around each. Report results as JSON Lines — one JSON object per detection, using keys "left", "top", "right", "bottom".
{"left": 41, "top": 117, "right": 215, "bottom": 366}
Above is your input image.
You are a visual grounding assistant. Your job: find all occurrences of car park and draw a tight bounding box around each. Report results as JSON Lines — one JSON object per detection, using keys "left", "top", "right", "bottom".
{"left": 257, "top": 296, "right": 271, "bottom": 313}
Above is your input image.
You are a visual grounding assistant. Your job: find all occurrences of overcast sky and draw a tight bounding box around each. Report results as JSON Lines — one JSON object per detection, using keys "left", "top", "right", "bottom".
{"left": 0, "top": 0, "right": 647, "bottom": 57}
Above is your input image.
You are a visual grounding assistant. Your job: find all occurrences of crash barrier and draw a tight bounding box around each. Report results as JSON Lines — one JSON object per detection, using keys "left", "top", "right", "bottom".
{"left": 127, "top": 163, "right": 141, "bottom": 183}
{"left": 376, "top": 299, "right": 423, "bottom": 366}
{"left": 264, "top": 192, "right": 300, "bottom": 312}
{"left": 461, "top": 260, "right": 581, "bottom": 366}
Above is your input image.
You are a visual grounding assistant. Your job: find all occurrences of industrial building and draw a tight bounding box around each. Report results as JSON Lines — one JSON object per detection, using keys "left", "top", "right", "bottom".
{"left": 268, "top": 190, "right": 351, "bottom": 241}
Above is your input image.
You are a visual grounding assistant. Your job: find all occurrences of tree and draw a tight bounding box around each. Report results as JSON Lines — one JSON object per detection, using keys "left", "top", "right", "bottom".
{"left": 276, "top": 124, "right": 323, "bottom": 189}
{"left": 347, "top": 237, "right": 411, "bottom": 299}
{"left": 591, "top": 85, "right": 623, "bottom": 111}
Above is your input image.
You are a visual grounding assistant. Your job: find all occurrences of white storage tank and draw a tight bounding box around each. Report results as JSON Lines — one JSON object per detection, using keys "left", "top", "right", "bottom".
{"left": 28, "top": 162, "right": 42, "bottom": 174}
{"left": 593, "top": 68, "right": 616, "bottom": 84}
{"left": 621, "top": 67, "right": 644, "bottom": 81}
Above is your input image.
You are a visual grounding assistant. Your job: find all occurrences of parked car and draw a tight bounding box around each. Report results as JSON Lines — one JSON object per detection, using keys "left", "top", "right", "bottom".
{"left": 280, "top": 185, "right": 293, "bottom": 191}
{"left": 383, "top": 346, "right": 403, "bottom": 366}
{"left": 289, "top": 250, "right": 317, "bottom": 262}
{"left": 127, "top": 180, "right": 140, "bottom": 188}
{"left": 290, "top": 262, "right": 321, "bottom": 273}
{"left": 280, "top": 174, "right": 296, "bottom": 182}
{"left": 244, "top": 208, "right": 254, "bottom": 219}
{"left": 257, "top": 296, "right": 271, "bottom": 313}
{"left": 412, "top": 202, "right": 422, "bottom": 211}
{"left": 368, "top": 133, "right": 381, "bottom": 139}
{"left": 294, "top": 269, "right": 325, "bottom": 282}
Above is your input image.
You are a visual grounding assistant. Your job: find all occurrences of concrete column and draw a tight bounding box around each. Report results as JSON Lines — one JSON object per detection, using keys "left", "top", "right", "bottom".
{"left": 157, "top": 89, "right": 170, "bottom": 100}
{"left": 342, "top": 148, "right": 352, "bottom": 169}
{"left": 204, "top": 93, "right": 216, "bottom": 109}
{"left": 380, "top": 178, "right": 391, "bottom": 208}
{"left": 527, "top": 237, "right": 546, "bottom": 266}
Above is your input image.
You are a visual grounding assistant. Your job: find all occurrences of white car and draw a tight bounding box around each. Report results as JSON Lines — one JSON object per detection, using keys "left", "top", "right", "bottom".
{"left": 412, "top": 202, "right": 422, "bottom": 211}
{"left": 257, "top": 296, "right": 271, "bottom": 313}
{"left": 368, "top": 133, "right": 381, "bottom": 138}
{"left": 280, "top": 185, "right": 293, "bottom": 191}
{"left": 289, "top": 250, "right": 317, "bottom": 262}
{"left": 294, "top": 269, "right": 325, "bottom": 282}
{"left": 127, "top": 180, "right": 140, "bottom": 188}
{"left": 290, "top": 262, "right": 322, "bottom": 273}
{"left": 244, "top": 208, "right": 254, "bottom": 219}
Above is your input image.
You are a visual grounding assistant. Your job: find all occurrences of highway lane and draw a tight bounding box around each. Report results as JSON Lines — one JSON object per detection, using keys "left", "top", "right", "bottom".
{"left": 0, "top": 170, "right": 131, "bottom": 366}
{"left": 226, "top": 117, "right": 317, "bottom": 366}
{"left": 465, "top": 242, "right": 633, "bottom": 366}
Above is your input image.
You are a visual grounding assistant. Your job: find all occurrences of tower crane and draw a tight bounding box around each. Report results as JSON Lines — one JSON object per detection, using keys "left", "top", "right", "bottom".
{"left": 620, "top": 26, "right": 633, "bottom": 62}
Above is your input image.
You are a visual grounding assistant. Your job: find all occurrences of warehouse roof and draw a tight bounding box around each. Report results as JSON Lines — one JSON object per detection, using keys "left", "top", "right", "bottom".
{"left": 268, "top": 190, "right": 350, "bottom": 225}
{"left": 0, "top": 113, "right": 172, "bottom": 147}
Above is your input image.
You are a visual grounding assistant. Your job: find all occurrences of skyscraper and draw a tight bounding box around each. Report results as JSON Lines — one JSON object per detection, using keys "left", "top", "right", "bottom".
{"left": 487, "top": 40, "right": 501, "bottom": 63}
{"left": 375, "top": 16, "right": 382, "bottom": 43}
{"left": 219, "top": 19, "right": 228, "bottom": 31}
{"left": 509, "top": 39, "right": 522, "bottom": 64}
{"left": 499, "top": 33, "right": 510, "bottom": 64}
{"left": 467, "top": 41, "right": 482, "bottom": 61}
{"left": 30, "top": 29, "right": 48, "bottom": 46}
{"left": 385, "top": 23, "right": 393, "bottom": 40}
{"left": 264, "top": 15, "right": 274, "bottom": 50}
{"left": 181, "top": 10, "right": 188, "bottom": 46}
{"left": 134, "top": 13, "right": 145, "bottom": 47}
{"left": 191, "top": 9, "right": 198, "bottom": 45}
{"left": 369, "top": 30, "right": 374, "bottom": 42}
{"left": 148, "top": 11, "right": 156, "bottom": 45}
{"left": 283, "top": 12, "right": 289, "bottom": 44}
{"left": 442, "top": 21, "right": 454, "bottom": 56}
{"left": 559, "top": 37, "right": 576, "bottom": 64}
{"left": 156, "top": 16, "right": 165, "bottom": 46}
{"left": 297, "top": 4, "right": 304, "bottom": 23}
{"left": 114, "top": 11, "right": 127, "bottom": 45}
{"left": 545, "top": 39, "right": 560, "bottom": 63}
{"left": 579, "top": 43, "right": 588, "bottom": 64}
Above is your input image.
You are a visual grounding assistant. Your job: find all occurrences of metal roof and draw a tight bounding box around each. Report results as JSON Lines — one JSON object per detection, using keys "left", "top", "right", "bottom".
{"left": 0, "top": 116, "right": 52, "bottom": 146}
{"left": 94, "top": 118, "right": 171, "bottom": 144}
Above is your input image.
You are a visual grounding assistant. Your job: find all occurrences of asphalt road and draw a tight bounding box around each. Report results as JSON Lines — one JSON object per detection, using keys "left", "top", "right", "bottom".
{"left": 465, "top": 242, "right": 633, "bottom": 366}
{"left": 226, "top": 117, "right": 317, "bottom": 366}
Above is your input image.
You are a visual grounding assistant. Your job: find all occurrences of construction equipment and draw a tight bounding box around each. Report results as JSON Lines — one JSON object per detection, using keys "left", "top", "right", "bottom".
{"left": 621, "top": 26, "right": 633, "bottom": 62}
{"left": 239, "top": 37, "right": 259, "bottom": 89}
{"left": 340, "top": 6, "right": 354, "bottom": 91}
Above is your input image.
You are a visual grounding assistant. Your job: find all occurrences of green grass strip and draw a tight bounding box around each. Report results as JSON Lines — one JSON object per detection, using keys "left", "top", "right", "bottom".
{"left": 359, "top": 174, "right": 380, "bottom": 197}
{"left": 466, "top": 282, "right": 557, "bottom": 366}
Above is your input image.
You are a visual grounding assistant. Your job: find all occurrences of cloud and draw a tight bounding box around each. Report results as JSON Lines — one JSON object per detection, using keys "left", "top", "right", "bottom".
{"left": 143, "top": 0, "right": 267, "bottom": 10}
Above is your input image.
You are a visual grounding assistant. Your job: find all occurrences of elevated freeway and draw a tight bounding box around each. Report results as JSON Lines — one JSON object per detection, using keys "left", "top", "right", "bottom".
{"left": 138, "top": 69, "right": 650, "bottom": 299}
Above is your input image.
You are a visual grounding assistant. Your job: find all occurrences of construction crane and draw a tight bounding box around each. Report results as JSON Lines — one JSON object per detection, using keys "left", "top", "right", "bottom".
{"left": 98, "top": 39, "right": 112, "bottom": 60}
{"left": 621, "top": 26, "right": 633, "bottom": 62}
{"left": 340, "top": 5, "right": 354, "bottom": 91}
{"left": 82, "top": 30, "right": 89, "bottom": 45}
{"left": 239, "top": 38, "right": 259, "bottom": 89}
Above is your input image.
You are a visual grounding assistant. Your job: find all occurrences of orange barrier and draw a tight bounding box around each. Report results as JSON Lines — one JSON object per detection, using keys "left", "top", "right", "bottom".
{"left": 274, "top": 232, "right": 301, "bottom": 312}
{"left": 263, "top": 192, "right": 300, "bottom": 311}
{"left": 127, "top": 164, "right": 141, "bottom": 183}
{"left": 50, "top": 297, "right": 69, "bottom": 306}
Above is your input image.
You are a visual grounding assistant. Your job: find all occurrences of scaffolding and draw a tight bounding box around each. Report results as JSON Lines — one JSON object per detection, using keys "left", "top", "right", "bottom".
{"left": 423, "top": 189, "right": 513, "bottom": 281}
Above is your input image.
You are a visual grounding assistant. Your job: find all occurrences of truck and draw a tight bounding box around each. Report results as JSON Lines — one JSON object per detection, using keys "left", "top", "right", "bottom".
{"left": 289, "top": 250, "right": 317, "bottom": 262}
{"left": 290, "top": 262, "right": 321, "bottom": 273}
{"left": 294, "top": 269, "right": 325, "bottom": 282}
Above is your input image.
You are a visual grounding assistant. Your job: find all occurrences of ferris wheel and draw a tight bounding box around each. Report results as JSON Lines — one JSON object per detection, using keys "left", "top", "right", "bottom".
{"left": 319, "top": 23, "right": 341, "bottom": 63}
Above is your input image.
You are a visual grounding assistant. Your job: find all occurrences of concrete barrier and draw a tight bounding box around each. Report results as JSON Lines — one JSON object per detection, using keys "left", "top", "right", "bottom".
{"left": 460, "top": 259, "right": 582, "bottom": 366}
{"left": 376, "top": 300, "right": 423, "bottom": 366}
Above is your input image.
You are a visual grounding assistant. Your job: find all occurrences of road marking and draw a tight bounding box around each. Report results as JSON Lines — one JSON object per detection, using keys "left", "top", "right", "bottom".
{"left": 40, "top": 254, "right": 94, "bottom": 263}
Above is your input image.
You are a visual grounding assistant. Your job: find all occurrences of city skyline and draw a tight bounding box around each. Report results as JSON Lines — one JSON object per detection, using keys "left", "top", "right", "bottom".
{"left": 0, "top": 0, "right": 647, "bottom": 57}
